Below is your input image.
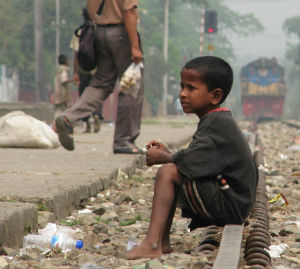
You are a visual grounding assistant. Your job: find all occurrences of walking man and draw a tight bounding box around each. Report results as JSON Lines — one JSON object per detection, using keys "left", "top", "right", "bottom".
{"left": 55, "top": 0, "right": 145, "bottom": 154}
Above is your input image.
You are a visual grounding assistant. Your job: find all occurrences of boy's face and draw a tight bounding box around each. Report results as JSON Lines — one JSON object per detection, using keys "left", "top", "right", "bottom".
{"left": 180, "top": 68, "right": 222, "bottom": 118}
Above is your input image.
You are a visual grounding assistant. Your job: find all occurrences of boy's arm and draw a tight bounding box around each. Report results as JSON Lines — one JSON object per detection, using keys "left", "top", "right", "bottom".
{"left": 60, "top": 68, "right": 74, "bottom": 86}
{"left": 146, "top": 148, "right": 172, "bottom": 167}
{"left": 62, "top": 78, "right": 74, "bottom": 85}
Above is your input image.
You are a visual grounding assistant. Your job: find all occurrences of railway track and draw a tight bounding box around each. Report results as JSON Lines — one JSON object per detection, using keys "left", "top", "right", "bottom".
{"left": 5, "top": 119, "right": 297, "bottom": 269}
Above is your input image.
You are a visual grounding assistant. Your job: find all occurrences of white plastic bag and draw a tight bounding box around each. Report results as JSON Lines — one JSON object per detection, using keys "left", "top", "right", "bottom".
{"left": 0, "top": 111, "right": 60, "bottom": 149}
{"left": 119, "top": 62, "right": 143, "bottom": 98}
{"left": 267, "top": 243, "right": 289, "bottom": 258}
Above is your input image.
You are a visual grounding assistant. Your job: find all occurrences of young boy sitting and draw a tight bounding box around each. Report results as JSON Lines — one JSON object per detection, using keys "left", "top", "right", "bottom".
{"left": 126, "top": 56, "right": 258, "bottom": 260}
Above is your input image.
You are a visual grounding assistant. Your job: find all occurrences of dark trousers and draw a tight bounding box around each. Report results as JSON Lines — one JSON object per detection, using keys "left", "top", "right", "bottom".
{"left": 63, "top": 25, "right": 144, "bottom": 150}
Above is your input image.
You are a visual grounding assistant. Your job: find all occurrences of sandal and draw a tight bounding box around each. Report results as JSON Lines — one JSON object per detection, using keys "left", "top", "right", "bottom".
{"left": 113, "top": 147, "right": 147, "bottom": 155}
{"left": 55, "top": 116, "right": 74, "bottom": 151}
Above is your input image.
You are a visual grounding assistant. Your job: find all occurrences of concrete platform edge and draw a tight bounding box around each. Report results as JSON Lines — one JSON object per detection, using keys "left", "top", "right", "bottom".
{"left": 0, "top": 135, "right": 191, "bottom": 249}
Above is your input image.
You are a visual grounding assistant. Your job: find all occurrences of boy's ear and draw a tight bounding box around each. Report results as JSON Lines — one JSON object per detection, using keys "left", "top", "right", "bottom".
{"left": 211, "top": 88, "right": 223, "bottom": 105}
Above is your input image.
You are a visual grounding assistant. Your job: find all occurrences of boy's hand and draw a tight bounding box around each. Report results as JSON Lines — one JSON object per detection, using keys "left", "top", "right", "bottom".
{"left": 146, "top": 140, "right": 170, "bottom": 153}
{"left": 146, "top": 147, "right": 172, "bottom": 166}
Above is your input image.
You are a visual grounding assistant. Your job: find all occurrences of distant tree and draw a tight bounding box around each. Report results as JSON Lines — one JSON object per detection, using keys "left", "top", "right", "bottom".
{"left": 282, "top": 15, "right": 300, "bottom": 119}
{"left": 0, "top": 1, "right": 84, "bottom": 97}
{"left": 0, "top": 0, "right": 263, "bottom": 109}
{"left": 0, "top": 1, "right": 31, "bottom": 67}
{"left": 283, "top": 16, "right": 300, "bottom": 39}
{"left": 282, "top": 15, "right": 300, "bottom": 63}
{"left": 139, "top": 0, "right": 264, "bottom": 114}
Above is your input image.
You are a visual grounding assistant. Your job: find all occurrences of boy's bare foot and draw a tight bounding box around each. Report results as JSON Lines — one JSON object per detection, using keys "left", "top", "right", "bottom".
{"left": 126, "top": 242, "right": 162, "bottom": 260}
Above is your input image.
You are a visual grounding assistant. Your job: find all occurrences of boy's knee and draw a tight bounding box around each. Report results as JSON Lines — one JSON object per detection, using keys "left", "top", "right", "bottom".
{"left": 158, "top": 163, "right": 177, "bottom": 173}
{"left": 157, "top": 163, "right": 181, "bottom": 183}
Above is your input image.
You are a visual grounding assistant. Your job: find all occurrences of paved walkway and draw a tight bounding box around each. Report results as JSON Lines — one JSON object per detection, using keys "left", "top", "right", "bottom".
{"left": 0, "top": 116, "right": 197, "bottom": 248}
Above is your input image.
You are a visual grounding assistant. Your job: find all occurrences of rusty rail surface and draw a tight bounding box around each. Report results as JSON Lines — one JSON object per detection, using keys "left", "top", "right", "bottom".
{"left": 244, "top": 134, "right": 271, "bottom": 269}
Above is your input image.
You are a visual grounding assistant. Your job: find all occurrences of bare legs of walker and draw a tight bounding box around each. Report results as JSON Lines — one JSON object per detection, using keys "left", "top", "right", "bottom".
{"left": 126, "top": 163, "right": 182, "bottom": 260}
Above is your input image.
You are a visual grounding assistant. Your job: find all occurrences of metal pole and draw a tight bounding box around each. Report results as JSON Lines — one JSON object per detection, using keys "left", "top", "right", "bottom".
{"left": 162, "top": 0, "right": 169, "bottom": 117}
{"left": 56, "top": 0, "right": 60, "bottom": 67}
{"left": 34, "top": 0, "right": 42, "bottom": 102}
{"left": 199, "top": 6, "right": 205, "bottom": 56}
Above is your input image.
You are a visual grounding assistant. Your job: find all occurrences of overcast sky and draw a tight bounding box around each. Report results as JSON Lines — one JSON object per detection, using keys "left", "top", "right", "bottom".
{"left": 225, "top": 0, "right": 300, "bottom": 65}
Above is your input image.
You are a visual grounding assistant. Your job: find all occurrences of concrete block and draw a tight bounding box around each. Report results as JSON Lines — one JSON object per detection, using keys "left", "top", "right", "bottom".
{"left": 0, "top": 202, "right": 37, "bottom": 248}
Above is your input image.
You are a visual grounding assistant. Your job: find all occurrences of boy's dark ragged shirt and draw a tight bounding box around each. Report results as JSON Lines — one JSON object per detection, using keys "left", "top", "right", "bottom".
{"left": 172, "top": 110, "right": 258, "bottom": 224}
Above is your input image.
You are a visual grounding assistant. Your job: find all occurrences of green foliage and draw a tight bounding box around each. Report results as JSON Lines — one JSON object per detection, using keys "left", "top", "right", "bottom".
{"left": 128, "top": 175, "right": 145, "bottom": 183}
{"left": 139, "top": 0, "right": 263, "bottom": 113}
{"left": 59, "top": 219, "right": 81, "bottom": 226}
{"left": 282, "top": 16, "right": 300, "bottom": 66}
{"left": 0, "top": 0, "right": 263, "bottom": 111}
{"left": 37, "top": 204, "right": 49, "bottom": 211}
{"left": 282, "top": 16, "right": 299, "bottom": 119}
{"left": 25, "top": 223, "right": 33, "bottom": 234}
{"left": 283, "top": 16, "right": 300, "bottom": 39}
{"left": 119, "top": 214, "right": 142, "bottom": 226}
{"left": 95, "top": 216, "right": 110, "bottom": 225}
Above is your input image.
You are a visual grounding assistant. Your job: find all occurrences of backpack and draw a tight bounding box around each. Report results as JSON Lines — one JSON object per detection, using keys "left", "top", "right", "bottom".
{"left": 74, "top": 1, "right": 105, "bottom": 71}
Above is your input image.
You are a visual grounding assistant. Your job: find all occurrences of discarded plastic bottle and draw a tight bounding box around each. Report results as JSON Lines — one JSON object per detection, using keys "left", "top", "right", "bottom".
{"left": 23, "top": 234, "right": 53, "bottom": 252}
{"left": 51, "top": 233, "right": 83, "bottom": 250}
{"left": 23, "top": 233, "right": 83, "bottom": 252}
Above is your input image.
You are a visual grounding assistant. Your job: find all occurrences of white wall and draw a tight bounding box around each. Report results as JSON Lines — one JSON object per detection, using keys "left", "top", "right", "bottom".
{"left": 0, "top": 65, "right": 19, "bottom": 102}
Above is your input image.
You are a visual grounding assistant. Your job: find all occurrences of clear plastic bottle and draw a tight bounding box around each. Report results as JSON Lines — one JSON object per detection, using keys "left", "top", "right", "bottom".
{"left": 23, "top": 233, "right": 83, "bottom": 252}
{"left": 51, "top": 233, "right": 83, "bottom": 250}
{"left": 23, "top": 234, "right": 53, "bottom": 252}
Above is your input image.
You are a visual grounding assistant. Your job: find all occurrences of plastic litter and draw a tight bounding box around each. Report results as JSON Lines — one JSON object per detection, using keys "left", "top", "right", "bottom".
{"left": 287, "top": 144, "right": 300, "bottom": 152}
{"left": 266, "top": 243, "right": 289, "bottom": 258}
{"left": 279, "top": 154, "right": 288, "bottom": 160}
{"left": 268, "top": 193, "right": 288, "bottom": 207}
{"left": 284, "top": 220, "right": 300, "bottom": 228}
{"left": 258, "top": 164, "right": 270, "bottom": 173}
{"left": 23, "top": 223, "right": 83, "bottom": 253}
{"left": 126, "top": 238, "right": 138, "bottom": 251}
{"left": 78, "top": 209, "right": 93, "bottom": 214}
{"left": 51, "top": 234, "right": 83, "bottom": 250}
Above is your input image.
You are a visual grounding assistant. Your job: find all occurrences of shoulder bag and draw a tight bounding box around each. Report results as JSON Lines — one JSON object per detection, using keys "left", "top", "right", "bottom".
{"left": 74, "top": 1, "right": 105, "bottom": 71}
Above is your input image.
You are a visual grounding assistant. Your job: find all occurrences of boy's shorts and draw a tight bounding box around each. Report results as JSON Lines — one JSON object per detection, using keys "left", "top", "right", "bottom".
{"left": 178, "top": 176, "right": 243, "bottom": 230}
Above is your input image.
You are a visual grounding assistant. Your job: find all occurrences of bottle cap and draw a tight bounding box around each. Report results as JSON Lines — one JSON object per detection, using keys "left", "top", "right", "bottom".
{"left": 76, "top": 240, "right": 83, "bottom": 249}
{"left": 51, "top": 235, "right": 59, "bottom": 247}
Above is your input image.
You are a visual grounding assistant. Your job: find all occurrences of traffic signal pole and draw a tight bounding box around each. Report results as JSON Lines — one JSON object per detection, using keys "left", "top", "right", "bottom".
{"left": 204, "top": 9, "right": 218, "bottom": 55}
{"left": 162, "top": 0, "right": 169, "bottom": 116}
{"left": 199, "top": 7, "right": 205, "bottom": 56}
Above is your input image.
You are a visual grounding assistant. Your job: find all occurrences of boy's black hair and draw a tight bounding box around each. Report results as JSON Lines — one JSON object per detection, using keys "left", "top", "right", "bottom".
{"left": 58, "top": 54, "right": 68, "bottom": 65}
{"left": 183, "top": 56, "right": 233, "bottom": 104}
